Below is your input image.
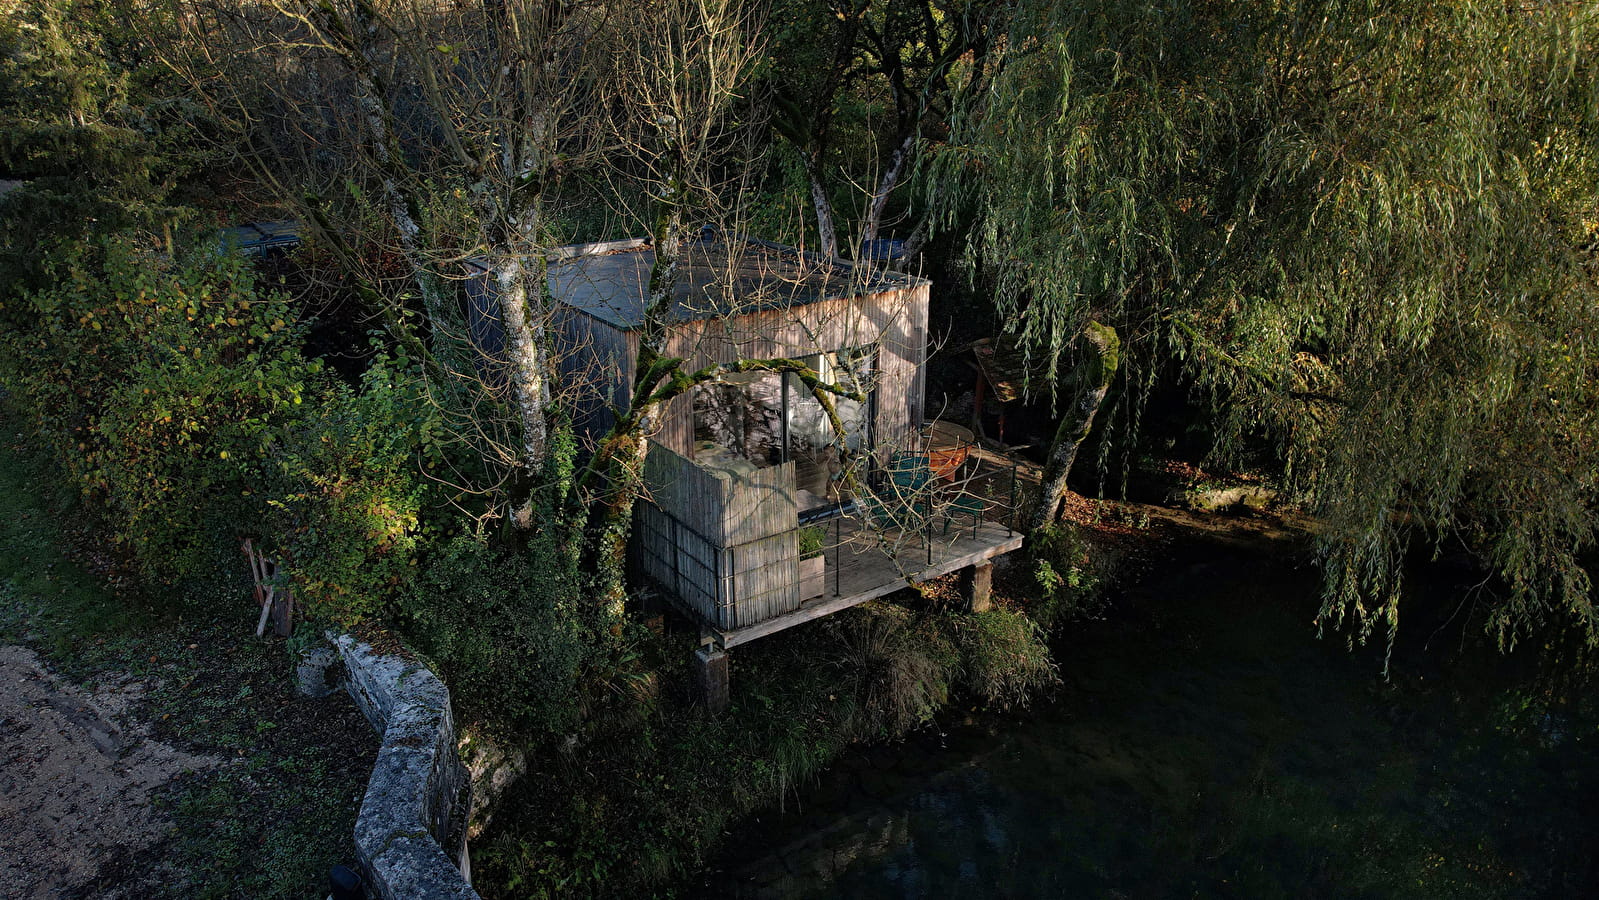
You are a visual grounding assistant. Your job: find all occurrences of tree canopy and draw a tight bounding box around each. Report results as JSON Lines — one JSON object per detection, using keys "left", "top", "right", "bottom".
{"left": 929, "top": 0, "right": 1599, "bottom": 656}
{"left": 6, "top": 0, "right": 1598, "bottom": 661}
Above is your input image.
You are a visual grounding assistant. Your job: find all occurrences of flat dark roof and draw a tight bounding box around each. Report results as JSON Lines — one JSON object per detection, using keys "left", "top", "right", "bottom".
{"left": 218, "top": 220, "right": 302, "bottom": 256}
{"left": 534, "top": 232, "right": 924, "bottom": 331}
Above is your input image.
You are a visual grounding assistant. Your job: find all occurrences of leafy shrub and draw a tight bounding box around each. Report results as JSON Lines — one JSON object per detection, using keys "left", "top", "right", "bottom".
{"left": 401, "top": 531, "right": 592, "bottom": 739}
{"left": 0, "top": 236, "right": 320, "bottom": 588}
{"left": 1029, "top": 522, "right": 1104, "bottom": 629}
{"left": 797, "top": 523, "right": 826, "bottom": 559}
{"left": 264, "top": 355, "right": 443, "bottom": 624}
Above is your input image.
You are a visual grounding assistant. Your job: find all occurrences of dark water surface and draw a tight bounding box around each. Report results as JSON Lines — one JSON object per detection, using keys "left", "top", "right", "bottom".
{"left": 701, "top": 532, "right": 1599, "bottom": 899}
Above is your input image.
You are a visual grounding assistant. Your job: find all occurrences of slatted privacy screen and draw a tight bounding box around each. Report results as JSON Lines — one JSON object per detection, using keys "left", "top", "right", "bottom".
{"left": 636, "top": 441, "right": 805, "bottom": 629}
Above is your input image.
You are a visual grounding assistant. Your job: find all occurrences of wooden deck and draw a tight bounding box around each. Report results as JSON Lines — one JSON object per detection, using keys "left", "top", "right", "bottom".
{"left": 716, "top": 516, "right": 1023, "bottom": 648}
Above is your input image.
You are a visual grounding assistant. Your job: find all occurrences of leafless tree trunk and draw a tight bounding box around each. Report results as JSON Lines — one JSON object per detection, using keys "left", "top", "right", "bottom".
{"left": 861, "top": 131, "right": 916, "bottom": 246}
{"left": 803, "top": 150, "right": 840, "bottom": 258}
{"left": 576, "top": 0, "right": 766, "bottom": 615}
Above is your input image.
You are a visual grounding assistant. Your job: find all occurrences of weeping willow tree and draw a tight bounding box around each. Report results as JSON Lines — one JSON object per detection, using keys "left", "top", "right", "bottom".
{"left": 928, "top": 0, "right": 1599, "bottom": 658}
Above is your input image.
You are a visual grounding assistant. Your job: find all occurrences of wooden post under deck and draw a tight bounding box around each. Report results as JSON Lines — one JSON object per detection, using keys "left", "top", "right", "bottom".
{"left": 962, "top": 561, "right": 994, "bottom": 614}
{"left": 694, "top": 646, "right": 730, "bottom": 713}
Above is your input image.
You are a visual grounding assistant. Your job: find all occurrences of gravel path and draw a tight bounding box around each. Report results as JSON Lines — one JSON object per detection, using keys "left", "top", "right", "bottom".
{"left": 0, "top": 645, "right": 219, "bottom": 899}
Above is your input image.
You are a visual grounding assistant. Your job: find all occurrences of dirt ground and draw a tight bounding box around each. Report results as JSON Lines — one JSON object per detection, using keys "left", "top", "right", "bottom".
{"left": 0, "top": 645, "right": 219, "bottom": 900}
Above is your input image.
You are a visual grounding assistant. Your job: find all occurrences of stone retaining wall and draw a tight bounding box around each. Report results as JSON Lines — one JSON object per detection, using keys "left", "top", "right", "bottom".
{"left": 304, "top": 634, "right": 479, "bottom": 899}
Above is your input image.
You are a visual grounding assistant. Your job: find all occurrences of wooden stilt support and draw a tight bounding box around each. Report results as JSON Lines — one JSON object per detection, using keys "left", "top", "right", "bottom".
{"left": 962, "top": 561, "right": 993, "bottom": 614}
{"left": 694, "top": 646, "right": 730, "bottom": 713}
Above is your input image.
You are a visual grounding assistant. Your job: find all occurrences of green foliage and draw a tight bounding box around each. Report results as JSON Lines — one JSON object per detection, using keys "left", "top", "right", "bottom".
{"left": 797, "top": 523, "right": 826, "bottom": 559}
{"left": 941, "top": 608, "right": 1059, "bottom": 709}
{"left": 0, "top": 0, "right": 217, "bottom": 172}
{"left": 932, "top": 0, "right": 1599, "bottom": 655}
{"left": 821, "top": 604, "right": 1057, "bottom": 729}
{"left": 401, "top": 531, "right": 591, "bottom": 739}
{"left": 0, "top": 1, "right": 221, "bottom": 298}
{"left": 2, "top": 1, "right": 117, "bottom": 126}
{"left": 1028, "top": 523, "right": 1103, "bottom": 629}
{"left": 821, "top": 603, "right": 958, "bottom": 735}
{"left": 0, "top": 231, "right": 462, "bottom": 626}
{"left": 262, "top": 355, "right": 444, "bottom": 624}
{"left": 759, "top": 0, "right": 992, "bottom": 249}
{"left": 0, "top": 236, "right": 320, "bottom": 589}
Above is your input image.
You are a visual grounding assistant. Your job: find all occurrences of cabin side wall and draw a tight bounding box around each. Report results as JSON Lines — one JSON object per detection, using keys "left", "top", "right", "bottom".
{"left": 636, "top": 442, "right": 801, "bottom": 629}
{"left": 873, "top": 281, "right": 930, "bottom": 453}
{"left": 552, "top": 306, "right": 635, "bottom": 446}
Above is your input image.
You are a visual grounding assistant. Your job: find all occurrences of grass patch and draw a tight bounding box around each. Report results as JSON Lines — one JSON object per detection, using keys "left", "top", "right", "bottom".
{"left": 133, "top": 624, "right": 378, "bottom": 900}
{"left": 0, "top": 427, "right": 148, "bottom": 665}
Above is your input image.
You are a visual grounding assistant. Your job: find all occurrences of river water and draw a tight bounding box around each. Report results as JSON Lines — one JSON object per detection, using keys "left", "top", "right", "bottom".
{"left": 701, "top": 526, "right": 1598, "bottom": 898}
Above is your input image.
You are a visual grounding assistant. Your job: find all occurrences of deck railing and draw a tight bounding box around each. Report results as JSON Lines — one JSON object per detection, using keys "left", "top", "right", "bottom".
{"left": 637, "top": 447, "right": 1028, "bottom": 632}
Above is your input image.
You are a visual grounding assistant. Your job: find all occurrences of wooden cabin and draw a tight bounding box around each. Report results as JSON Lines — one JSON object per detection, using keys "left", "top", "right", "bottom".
{"left": 546, "top": 232, "right": 929, "bottom": 478}
{"left": 482, "top": 231, "right": 1023, "bottom": 708}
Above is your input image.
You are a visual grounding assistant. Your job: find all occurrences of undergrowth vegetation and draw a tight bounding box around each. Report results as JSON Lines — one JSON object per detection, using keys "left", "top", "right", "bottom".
{"left": 1027, "top": 522, "right": 1106, "bottom": 630}
{"left": 0, "top": 225, "right": 600, "bottom": 739}
{"left": 476, "top": 599, "right": 1057, "bottom": 897}
{"left": 0, "top": 419, "right": 375, "bottom": 900}
{"left": 2, "top": 237, "right": 390, "bottom": 611}
{"left": 403, "top": 531, "right": 591, "bottom": 738}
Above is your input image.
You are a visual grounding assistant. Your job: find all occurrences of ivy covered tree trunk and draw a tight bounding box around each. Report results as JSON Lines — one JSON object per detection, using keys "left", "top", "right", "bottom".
{"left": 1028, "top": 320, "right": 1119, "bottom": 533}
{"left": 583, "top": 182, "right": 686, "bottom": 618}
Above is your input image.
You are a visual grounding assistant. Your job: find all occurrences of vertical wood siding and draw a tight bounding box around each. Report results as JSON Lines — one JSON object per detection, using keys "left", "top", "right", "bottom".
{"left": 552, "top": 306, "right": 635, "bottom": 446}
{"left": 636, "top": 442, "right": 802, "bottom": 628}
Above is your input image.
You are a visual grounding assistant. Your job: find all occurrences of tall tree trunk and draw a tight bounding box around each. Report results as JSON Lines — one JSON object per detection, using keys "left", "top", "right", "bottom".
{"left": 493, "top": 250, "right": 551, "bottom": 480}
{"left": 861, "top": 131, "right": 917, "bottom": 247}
{"left": 341, "top": 1, "right": 450, "bottom": 324}
{"left": 1028, "top": 321, "right": 1120, "bottom": 532}
{"left": 586, "top": 200, "right": 685, "bottom": 617}
{"left": 803, "top": 150, "right": 839, "bottom": 259}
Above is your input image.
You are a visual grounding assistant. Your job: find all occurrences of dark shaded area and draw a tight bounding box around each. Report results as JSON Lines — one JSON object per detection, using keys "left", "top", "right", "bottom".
{"left": 702, "top": 526, "right": 1599, "bottom": 898}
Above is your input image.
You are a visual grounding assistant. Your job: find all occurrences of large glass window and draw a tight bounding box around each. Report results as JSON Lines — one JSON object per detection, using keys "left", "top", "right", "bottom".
{"left": 692, "top": 369, "right": 785, "bottom": 467}
{"left": 691, "top": 346, "right": 877, "bottom": 516}
{"left": 784, "top": 347, "right": 874, "bottom": 513}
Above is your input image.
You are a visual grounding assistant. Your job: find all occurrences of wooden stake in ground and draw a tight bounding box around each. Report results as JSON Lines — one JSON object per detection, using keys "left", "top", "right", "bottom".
{"left": 242, "top": 539, "right": 293, "bottom": 638}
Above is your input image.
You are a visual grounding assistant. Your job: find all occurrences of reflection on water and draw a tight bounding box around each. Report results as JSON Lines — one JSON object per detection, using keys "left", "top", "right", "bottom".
{"left": 702, "top": 540, "right": 1599, "bottom": 899}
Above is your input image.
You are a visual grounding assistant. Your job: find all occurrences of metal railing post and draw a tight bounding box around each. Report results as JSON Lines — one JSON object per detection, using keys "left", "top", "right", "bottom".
{"left": 1008, "top": 462, "right": 1019, "bottom": 535}
{"left": 670, "top": 517, "right": 682, "bottom": 600}
{"left": 726, "top": 544, "right": 736, "bottom": 629}
{"left": 834, "top": 514, "right": 842, "bottom": 597}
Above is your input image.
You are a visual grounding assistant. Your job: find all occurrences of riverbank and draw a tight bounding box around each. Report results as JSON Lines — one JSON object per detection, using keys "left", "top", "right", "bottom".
{"left": 470, "top": 590, "right": 1059, "bottom": 896}
{"left": 700, "top": 503, "right": 1599, "bottom": 897}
